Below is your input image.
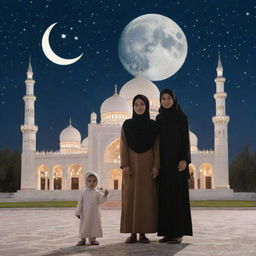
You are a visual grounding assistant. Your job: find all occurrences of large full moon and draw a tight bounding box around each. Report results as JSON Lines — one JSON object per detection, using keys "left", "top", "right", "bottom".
{"left": 118, "top": 14, "right": 187, "bottom": 81}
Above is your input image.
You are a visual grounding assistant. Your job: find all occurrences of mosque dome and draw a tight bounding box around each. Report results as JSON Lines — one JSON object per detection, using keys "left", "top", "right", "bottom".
{"left": 81, "top": 137, "right": 88, "bottom": 148}
{"left": 119, "top": 74, "right": 160, "bottom": 119}
{"left": 100, "top": 90, "right": 131, "bottom": 114}
{"left": 100, "top": 86, "right": 131, "bottom": 124}
{"left": 119, "top": 74, "right": 160, "bottom": 101}
{"left": 59, "top": 122, "right": 81, "bottom": 143}
{"left": 189, "top": 130, "right": 198, "bottom": 152}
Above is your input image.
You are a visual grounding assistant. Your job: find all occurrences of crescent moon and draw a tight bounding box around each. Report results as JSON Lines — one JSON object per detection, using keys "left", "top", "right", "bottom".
{"left": 42, "top": 22, "right": 83, "bottom": 65}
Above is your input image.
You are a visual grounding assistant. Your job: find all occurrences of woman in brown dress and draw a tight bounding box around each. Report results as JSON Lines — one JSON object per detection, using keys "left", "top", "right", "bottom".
{"left": 120, "top": 94, "right": 159, "bottom": 243}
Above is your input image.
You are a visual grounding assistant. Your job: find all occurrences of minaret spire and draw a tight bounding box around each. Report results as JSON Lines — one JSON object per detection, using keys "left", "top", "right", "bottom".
{"left": 27, "top": 55, "right": 32, "bottom": 72}
{"left": 217, "top": 52, "right": 222, "bottom": 68}
{"left": 217, "top": 53, "right": 223, "bottom": 77}
{"left": 114, "top": 84, "right": 118, "bottom": 95}
{"left": 212, "top": 55, "right": 230, "bottom": 189}
{"left": 26, "top": 56, "right": 33, "bottom": 79}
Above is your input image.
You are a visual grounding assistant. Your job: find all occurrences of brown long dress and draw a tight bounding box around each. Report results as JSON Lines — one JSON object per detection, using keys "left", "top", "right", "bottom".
{"left": 120, "top": 128, "right": 160, "bottom": 233}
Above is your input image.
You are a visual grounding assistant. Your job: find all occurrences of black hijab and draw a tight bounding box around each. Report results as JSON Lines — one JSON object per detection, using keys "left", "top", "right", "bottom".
{"left": 122, "top": 94, "right": 158, "bottom": 154}
{"left": 158, "top": 89, "right": 186, "bottom": 122}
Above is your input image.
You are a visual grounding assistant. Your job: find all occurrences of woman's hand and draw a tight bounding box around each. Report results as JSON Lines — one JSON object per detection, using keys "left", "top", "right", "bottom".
{"left": 151, "top": 167, "right": 159, "bottom": 179}
{"left": 178, "top": 160, "right": 187, "bottom": 171}
{"left": 123, "top": 166, "right": 131, "bottom": 176}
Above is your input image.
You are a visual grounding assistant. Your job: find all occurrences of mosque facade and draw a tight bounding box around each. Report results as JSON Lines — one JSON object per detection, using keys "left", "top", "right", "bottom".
{"left": 20, "top": 57, "right": 230, "bottom": 193}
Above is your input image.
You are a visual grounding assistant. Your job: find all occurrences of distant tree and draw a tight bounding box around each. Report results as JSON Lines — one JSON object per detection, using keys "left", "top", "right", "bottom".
{"left": 229, "top": 146, "right": 256, "bottom": 192}
{"left": 0, "top": 149, "right": 21, "bottom": 192}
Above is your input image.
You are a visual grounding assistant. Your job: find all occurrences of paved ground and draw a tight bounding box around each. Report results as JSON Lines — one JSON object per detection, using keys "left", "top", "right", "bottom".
{"left": 0, "top": 208, "right": 255, "bottom": 256}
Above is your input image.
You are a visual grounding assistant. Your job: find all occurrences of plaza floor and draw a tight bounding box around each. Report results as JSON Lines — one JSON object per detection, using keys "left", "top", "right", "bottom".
{"left": 0, "top": 208, "right": 255, "bottom": 256}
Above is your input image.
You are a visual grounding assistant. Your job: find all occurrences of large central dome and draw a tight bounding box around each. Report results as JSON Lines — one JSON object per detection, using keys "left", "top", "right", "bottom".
{"left": 120, "top": 74, "right": 160, "bottom": 100}
{"left": 100, "top": 92, "right": 131, "bottom": 114}
{"left": 119, "top": 74, "right": 160, "bottom": 118}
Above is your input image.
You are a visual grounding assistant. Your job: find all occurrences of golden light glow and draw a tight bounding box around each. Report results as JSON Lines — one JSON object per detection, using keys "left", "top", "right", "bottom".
{"left": 104, "top": 139, "right": 120, "bottom": 163}
{"left": 200, "top": 162, "right": 213, "bottom": 177}
{"left": 69, "top": 164, "right": 83, "bottom": 177}
{"left": 53, "top": 165, "right": 63, "bottom": 178}
{"left": 101, "top": 111, "right": 130, "bottom": 124}
{"left": 38, "top": 165, "right": 48, "bottom": 178}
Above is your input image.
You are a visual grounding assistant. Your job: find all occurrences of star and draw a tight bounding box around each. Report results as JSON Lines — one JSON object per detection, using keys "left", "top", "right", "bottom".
{"left": 74, "top": 36, "right": 78, "bottom": 40}
{"left": 61, "top": 34, "right": 67, "bottom": 39}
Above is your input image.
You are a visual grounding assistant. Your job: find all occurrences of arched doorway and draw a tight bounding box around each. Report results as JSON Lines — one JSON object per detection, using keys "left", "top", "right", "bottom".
{"left": 37, "top": 165, "right": 49, "bottom": 190}
{"left": 52, "top": 165, "right": 63, "bottom": 190}
{"left": 109, "top": 169, "right": 122, "bottom": 190}
{"left": 104, "top": 139, "right": 120, "bottom": 164}
{"left": 188, "top": 164, "right": 196, "bottom": 189}
{"left": 199, "top": 163, "right": 214, "bottom": 189}
{"left": 69, "top": 164, "right": 83, "bottom": 190}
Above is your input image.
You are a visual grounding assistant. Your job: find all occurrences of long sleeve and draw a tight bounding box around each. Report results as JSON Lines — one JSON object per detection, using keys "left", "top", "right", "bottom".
{"left": 153, "top": 136, "right": 160, "bottom": 169}
{"left": 120, "top": 128, "right": 129, "bottom": 168}
{"left": 180, "top": 116, "right": 191, "bottom": 164}
{"left": 97, "top": 191, "right": 107, "bottom": 204}
{"left": 75, "top": 192, "right": 83, "bottom": 216}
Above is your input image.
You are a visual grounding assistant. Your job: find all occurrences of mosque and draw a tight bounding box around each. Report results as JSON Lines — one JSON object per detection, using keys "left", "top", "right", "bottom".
{"left": 19, "top": 56, "right": 230, "bottom": 197}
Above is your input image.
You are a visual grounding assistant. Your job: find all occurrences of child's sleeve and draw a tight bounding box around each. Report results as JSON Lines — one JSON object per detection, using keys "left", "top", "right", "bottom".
{"left": 97, "top": 191, "right": 107, "bottom": 204}
{"left": 75, "top": 193, "right": 83, "bottom": 216}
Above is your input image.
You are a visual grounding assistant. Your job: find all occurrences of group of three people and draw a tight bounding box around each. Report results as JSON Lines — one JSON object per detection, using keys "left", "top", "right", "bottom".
{"left": 75, "top": 88, "right": 193, "bottom": 246}
{"left": 120, "top": 89, "right": 193, "bottom": 244}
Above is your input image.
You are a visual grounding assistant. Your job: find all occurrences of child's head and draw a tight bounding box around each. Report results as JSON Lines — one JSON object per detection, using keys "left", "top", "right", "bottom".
{"left": 85, "top": 172, "right": 98, "bottom": 189}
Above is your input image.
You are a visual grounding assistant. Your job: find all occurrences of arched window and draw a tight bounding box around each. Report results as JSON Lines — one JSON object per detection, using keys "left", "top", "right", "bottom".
{"left": 37, "top": 165, "right": 49, "bottom": 190}
{"left": 69, "top": 164, "right": 83, "bottom": 190}
{"left": 104, "top": 139, "right": 120, "bottom": 163}
{"left": 52, "top": 165, "right": 63, "bottom": 190}
{"left": 199, "top": 163, "right": 214, "bottom": 189}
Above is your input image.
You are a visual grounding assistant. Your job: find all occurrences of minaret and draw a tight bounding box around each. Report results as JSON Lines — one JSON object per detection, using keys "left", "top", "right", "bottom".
{"left": 20, "top": 57, "right": 38, "bottom": 189}
{"left": 212, "top": 54, "right": 230, "bottom": 189}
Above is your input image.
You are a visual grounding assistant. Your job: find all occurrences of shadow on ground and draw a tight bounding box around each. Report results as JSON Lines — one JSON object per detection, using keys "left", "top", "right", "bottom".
{"left": 43, "top": 242, "right": 190, "bottom": 256}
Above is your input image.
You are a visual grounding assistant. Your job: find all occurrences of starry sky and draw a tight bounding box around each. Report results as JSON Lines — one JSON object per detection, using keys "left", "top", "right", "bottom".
{"left": 0, "top": 0, "right": 255, "bottom": 162}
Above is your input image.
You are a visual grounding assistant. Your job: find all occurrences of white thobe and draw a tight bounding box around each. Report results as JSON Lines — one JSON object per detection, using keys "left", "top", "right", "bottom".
{"left": 75, "top": 188, "right": 107, "bottom": 238}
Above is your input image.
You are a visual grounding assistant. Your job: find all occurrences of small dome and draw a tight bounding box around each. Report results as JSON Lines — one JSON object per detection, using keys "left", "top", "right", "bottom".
{"left": 100, "top": 92, "right": 131, "bottom": 114}
{"left": 82, "top": 137, "right": 88, "bottom": 148}
{"left": 189, "top": 130, "right": 198, "bottom": 147}
{"left": 119, "top": 74, "right": 160, "bottom": 100}
{"left": 59, "top": 122, "right": 81, "bottom": 143}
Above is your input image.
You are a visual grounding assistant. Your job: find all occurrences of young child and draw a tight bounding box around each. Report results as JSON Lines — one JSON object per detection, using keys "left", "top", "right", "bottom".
{"left": 75, "top": 171, "right": 108, "bottom": 246}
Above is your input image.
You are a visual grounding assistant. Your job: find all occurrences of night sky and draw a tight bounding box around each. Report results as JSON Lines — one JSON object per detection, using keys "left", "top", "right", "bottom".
{"left": 0, "top": 0, "right": 255, "bottom": 162}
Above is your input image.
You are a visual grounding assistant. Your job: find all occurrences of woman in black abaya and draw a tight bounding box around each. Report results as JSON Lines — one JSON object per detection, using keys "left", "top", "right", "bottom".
{"left": 156, "top": 89, "right": 193, "bottom": 244}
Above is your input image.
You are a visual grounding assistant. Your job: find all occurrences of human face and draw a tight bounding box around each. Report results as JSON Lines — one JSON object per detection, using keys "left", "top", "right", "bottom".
{"left": 161, "top": 93, "right": 174, "bottom": 109}
{"left": 86, "top": 175, "right": 98, "bottom": 189}
{"left": 134, "top": 98, "right": 146, "bottom": 115}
